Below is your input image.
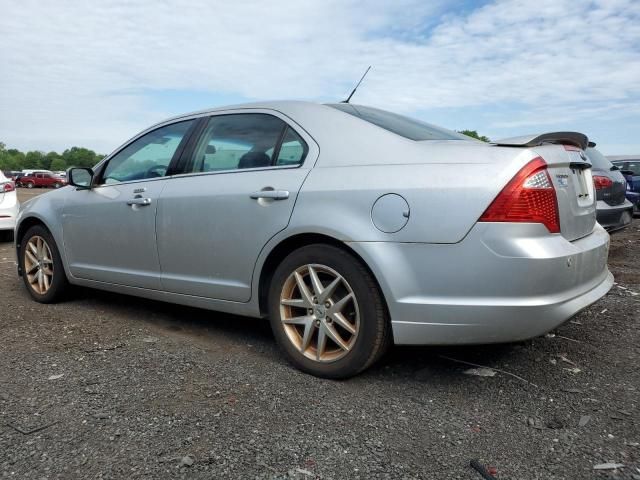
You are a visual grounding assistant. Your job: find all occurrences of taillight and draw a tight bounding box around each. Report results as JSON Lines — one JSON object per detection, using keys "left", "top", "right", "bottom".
{"left": 479, "top": 157, "right": 560, "bottom": 233}
{"left": 593, "top": 175, "right": 613, "bottom": 190}
{"left": 2, "top": 182, "right": 15, "bottom": 193}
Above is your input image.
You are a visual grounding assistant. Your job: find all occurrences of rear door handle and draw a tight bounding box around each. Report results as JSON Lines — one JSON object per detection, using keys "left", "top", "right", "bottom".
{"left": 250, "top": 190, "right": 290, "bottom": 200}
{"left": 126, "top": 197, "right": 152, "bottom": 206}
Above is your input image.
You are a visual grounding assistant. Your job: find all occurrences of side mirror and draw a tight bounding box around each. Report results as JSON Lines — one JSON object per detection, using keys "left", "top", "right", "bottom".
{"left": 67, "top": 167, "right": 94, "bottom": 189}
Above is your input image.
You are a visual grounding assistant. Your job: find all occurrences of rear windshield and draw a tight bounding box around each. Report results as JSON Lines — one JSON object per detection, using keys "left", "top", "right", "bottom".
{"left": 328, "top": 104, "right": 470, "bottom": 141}
{"left": 585, "top": 148, "right": 613, "bottom": 170}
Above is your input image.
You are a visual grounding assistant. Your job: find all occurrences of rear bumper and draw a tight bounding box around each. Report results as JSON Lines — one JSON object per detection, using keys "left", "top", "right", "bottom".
{"left": 348, "top": 222, "right": 612, "bottom": 345}
{"left": 596, "top": 200, "right": 634, "bottom": 231}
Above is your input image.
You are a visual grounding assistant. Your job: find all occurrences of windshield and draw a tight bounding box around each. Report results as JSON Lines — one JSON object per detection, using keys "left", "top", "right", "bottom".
{"left": 328, "top": 104, "right": 470, "bottom": 141}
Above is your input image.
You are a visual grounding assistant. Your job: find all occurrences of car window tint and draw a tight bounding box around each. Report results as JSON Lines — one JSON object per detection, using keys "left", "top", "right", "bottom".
{"left": 275, "top": 127, "right": 308, "bottom": 166}
{"left": 328, "top": 103, "right": 470, "bottom": 141}
{"left": 190, "top": 114, "right": 287, "bottom": 173}
{"left": 101, "top": 120, "right": 194, "bottom": 184}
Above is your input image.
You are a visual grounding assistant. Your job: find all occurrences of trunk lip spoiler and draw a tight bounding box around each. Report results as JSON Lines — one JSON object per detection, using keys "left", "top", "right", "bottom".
{"left": 493, "top": 132, "right": 589, "bottom": 150}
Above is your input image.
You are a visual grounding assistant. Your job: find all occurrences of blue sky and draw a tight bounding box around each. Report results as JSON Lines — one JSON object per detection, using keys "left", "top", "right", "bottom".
{"left": 1, "top": 0, "right": 639, "bottom": 155}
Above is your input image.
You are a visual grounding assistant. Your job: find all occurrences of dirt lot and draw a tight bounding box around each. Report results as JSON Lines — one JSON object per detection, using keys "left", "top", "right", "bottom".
{"left": 1, "top": 188, "right": 638, "bottom": 479}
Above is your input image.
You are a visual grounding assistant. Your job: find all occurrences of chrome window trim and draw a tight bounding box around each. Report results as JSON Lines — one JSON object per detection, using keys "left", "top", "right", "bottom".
{"left": 86, "top": 164, "right": 306, "bottom": 190}
{"left": 169, "top": 163, "right": 306, "bottom": 180}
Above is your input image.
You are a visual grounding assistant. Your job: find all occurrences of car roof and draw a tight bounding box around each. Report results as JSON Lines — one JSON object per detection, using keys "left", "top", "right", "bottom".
{"left": 154, "top": 100, "right": 323, "bottom": 127}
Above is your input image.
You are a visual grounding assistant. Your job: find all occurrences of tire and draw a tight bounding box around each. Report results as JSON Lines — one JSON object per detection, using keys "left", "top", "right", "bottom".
{"left": 19, "top": 225, "right": 69, "bottom": 303}
{"left": 268, "top": 244, "right": 391, "bottom": 379}
{"left": 26, "top": 182, "right": 34, "bottom": 189}
{"left": 53, "top": 183, "right": 61, "bottom": 189}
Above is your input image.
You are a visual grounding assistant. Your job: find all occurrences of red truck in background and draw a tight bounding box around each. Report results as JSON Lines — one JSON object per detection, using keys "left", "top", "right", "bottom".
{"left": 17, "top": 172, "right": 67, "bottom": 189}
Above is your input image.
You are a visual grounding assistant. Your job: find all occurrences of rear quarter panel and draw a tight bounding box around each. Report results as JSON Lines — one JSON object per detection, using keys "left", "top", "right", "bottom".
{"left": 289, "top": 145, "right": 536, "bottom": 244}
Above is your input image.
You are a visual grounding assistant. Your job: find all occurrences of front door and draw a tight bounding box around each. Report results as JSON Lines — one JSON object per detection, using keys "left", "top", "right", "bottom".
{"left": 62, "top": 119, "right": 196, "bottom": 289}
{"left": 156, "top": 112, "right": 316, "bottom": 302}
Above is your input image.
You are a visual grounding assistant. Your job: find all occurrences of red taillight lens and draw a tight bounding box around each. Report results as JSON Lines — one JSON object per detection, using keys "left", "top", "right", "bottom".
{"left": 479, "top": 157, "right": 560, "bottom": 233}
{"left": 593, "top": 175, "right": 613, "bottom": 190}
{"left": 2, "top": 182, "right": 15, "bottom": 193}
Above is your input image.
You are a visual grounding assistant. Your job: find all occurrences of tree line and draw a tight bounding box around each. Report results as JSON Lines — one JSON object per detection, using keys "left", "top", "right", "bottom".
{"left": 0, "top": 142, "right": 105, "bottom": 172}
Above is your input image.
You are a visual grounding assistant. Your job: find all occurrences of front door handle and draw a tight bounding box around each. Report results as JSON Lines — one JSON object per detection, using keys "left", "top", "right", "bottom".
{"left": 250, "top": 190, "right": 290, "bottom": 200}
{"left": 126, "top": 197, "right": 152, "bottom": 206}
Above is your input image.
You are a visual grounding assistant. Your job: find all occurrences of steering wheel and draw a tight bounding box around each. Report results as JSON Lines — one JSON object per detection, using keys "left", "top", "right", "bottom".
{"left": 145, "top": 164, "right": 168, "bottom": 178}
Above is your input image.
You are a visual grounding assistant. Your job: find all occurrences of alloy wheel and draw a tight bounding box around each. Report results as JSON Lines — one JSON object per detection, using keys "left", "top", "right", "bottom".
{"left": 279, "top": 264, "right": 360, "bottom": 362}
{"left": 24, "top": 236, "right": 54, "bottom": 294}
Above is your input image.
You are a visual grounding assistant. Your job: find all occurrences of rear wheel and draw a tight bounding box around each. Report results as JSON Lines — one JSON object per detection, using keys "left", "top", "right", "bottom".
{"left": 19, "top": 225, "right": 68, "bottom": 303}
{"left": 268, "top": 244, "right": 390, "bottom": 378}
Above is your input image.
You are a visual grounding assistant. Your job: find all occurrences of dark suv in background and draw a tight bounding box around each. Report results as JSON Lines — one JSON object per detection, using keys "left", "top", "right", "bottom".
{"left": 586, "top": 147, "right": 634, "bottom": 232}
{"left": 608, "top": 156, "right": 640, "bottom": 214}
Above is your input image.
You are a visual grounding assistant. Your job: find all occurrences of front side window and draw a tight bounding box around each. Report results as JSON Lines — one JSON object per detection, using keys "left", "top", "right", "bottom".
{"left": 187, "top": 114, "right": 307, "bottom": 173}
{"left": 100, "top": 120, "right": 194, "bottom": 184}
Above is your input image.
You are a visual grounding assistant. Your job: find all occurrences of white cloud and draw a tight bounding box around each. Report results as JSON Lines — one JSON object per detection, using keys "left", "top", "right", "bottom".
{"left": 1, "top": 0, "right": 639, "bottom": 153}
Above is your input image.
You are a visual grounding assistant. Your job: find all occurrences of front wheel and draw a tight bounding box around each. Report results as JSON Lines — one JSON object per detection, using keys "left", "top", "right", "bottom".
{"left": 268, "top": 244, "right": 390, "bottom": 379}
{"left": 25, "top": 182, "right": 34, "bottom": 189}
{"left": 19, "top": 225, "right": 69, "bottom": 303}
{"left": 53, "top": 183, "right": 62, "bottom": 189}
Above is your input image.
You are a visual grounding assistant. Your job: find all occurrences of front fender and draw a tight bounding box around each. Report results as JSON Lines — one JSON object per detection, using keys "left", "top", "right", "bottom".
{"left": 15, "top": 189, "right": 70, "bottom": 278}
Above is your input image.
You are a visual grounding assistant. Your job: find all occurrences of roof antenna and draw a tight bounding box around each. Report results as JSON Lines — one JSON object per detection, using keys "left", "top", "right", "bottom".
{"left": 342, "top": 66, "right": 371, "bottom": 103}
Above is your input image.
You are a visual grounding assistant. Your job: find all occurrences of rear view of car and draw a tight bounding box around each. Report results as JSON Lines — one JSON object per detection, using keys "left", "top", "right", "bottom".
{"left": 586, "top": 147, "right": 634, "bottom": 232}
{"left": 0, "top": 171, "right": 19, "bottom": 241}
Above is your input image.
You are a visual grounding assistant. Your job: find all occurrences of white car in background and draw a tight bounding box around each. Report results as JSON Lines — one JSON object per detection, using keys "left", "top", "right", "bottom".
{"left": 0, "top": 171, "right": 19, "bottom": 241}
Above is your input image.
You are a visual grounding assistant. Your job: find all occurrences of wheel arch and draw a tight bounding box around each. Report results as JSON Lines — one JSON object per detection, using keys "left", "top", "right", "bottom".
{"left": 257, "top": 232, "right": 389, "bottom": 318}
{"left": 15, "top": 216, "right": 55, "bottom": 276}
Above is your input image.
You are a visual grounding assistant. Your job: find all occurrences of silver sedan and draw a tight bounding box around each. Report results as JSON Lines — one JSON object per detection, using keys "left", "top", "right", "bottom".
{"left": 15, "top": 101, "right": 613, "bottom": 378}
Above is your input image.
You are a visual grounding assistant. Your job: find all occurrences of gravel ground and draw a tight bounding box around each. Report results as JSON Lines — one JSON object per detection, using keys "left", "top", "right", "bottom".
{"left": 0, "top": 189, "right": 638, "bottom": 479}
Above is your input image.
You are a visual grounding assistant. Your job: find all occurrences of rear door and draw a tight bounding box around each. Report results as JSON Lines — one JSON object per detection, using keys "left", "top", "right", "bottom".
{"left": 156, "top": 111, "right": 317, "bottom": 302}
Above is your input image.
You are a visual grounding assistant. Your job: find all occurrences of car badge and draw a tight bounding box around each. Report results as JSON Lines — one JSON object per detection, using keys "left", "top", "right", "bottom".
{"left": 556, "top": 174, "right": 569, "bottom": 187}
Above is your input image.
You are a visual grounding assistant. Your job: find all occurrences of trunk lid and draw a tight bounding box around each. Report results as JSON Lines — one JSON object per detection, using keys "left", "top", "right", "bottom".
{"left": 532, "top": 144, "right": 596, "bottom": 241}
{"left": 494, "top": 132, "right": 596, "bottom": 241}
{"left": 585, "top": 148, "right": 627, "bottom": 206}
{"left": 593, "top": 169, "right": 628, "bottom": 206}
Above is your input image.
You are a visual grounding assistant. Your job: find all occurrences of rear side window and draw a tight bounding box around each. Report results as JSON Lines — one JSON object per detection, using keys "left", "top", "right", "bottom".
{"left": 328, "top": 103, "right": 470, "bottom": 141}
{"left": 276, "top": 127, "right": 308, "bottom": 166}
{"left": 187, "top": 114, "right": 307, "bottom": 173}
